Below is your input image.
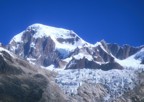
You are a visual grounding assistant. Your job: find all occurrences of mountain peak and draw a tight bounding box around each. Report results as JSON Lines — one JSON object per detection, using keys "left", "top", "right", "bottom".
{"left": 9, "top": 23, "right": 87, "bottom": 48}
{"left": 8, "top": 23, "right": 88, "bottom": 67}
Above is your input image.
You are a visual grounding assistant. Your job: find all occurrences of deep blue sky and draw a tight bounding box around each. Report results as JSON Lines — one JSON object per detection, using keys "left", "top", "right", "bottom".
{"left": 0, "top": 0, "right": 144, "bottom": 46}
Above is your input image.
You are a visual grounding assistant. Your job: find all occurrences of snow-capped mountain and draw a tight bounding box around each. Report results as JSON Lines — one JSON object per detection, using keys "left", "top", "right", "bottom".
{"left": 2, "top": 23, "right": 144, "bottom": 102}
{"left": 9, "top": 23, "right": 86, "bottom": 50}
{"left": 8, "top": 23, "right": 88, "bottom": 68}
{"left": 7, "top": 23, "right": 144, "bottom": 70}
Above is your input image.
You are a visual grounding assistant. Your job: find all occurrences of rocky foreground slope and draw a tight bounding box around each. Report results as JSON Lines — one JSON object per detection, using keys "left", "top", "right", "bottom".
{"left": 0, "top": 46, "right": 72, "bottom": 102}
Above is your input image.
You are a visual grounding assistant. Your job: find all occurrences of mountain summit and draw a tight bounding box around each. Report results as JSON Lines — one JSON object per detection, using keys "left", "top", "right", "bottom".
{"left": 8, "top": 23, "right": 88, "bottom": 68}
{"left": 10, "top": 23, "right": 86, "bottom": 49}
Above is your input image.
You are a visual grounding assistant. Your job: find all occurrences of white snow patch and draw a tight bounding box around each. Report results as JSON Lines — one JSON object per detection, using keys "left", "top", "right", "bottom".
{"left": 73, "top": 53, "right": 93, "bottom": 61}
{"left": 27, "top": 57, "right": 36, "bottom": 61}
{"left": 30, "top": 42, "right": 36, "bottom": 48}
{"left": 116, "top": 57, "right": 142, "bottom": 68}
{"left": 116, "top": 48, "right": 144, "bottom": 68}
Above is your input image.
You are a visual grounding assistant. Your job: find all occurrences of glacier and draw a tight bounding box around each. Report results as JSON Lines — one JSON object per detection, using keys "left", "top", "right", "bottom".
{"left": 55, "top": 67, "right": 144, "bottom": 101}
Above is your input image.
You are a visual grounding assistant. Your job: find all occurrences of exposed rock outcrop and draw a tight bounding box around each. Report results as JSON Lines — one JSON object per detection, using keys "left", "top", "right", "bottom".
{"left": 66, "top": 57, "right": 123, "bottom": 70}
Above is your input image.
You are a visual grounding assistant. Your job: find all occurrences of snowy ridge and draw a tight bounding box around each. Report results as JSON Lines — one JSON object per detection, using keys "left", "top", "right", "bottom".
{"left": 116, "top": 57, "right": 142, "bottom": 68}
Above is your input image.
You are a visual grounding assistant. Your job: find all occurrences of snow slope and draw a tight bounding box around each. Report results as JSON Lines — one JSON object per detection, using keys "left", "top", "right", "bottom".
{"left": 116, "top": 48, "right": 144, "bottom": 68}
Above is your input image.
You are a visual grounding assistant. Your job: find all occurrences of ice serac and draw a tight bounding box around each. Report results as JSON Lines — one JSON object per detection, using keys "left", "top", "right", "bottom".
{"left": 7, "top": 23, "right": 87, "bottom": 68}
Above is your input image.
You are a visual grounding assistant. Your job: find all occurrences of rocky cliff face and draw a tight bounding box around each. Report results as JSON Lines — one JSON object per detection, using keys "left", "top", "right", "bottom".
{"left": 107, "top": 43, "right": 143, "bottom": 60}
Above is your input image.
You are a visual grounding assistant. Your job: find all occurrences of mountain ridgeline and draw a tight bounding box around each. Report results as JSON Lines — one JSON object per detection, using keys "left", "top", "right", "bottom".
{"left": 7, "top": 24, "right": 144, "bottom": 70}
